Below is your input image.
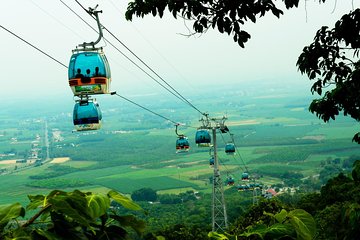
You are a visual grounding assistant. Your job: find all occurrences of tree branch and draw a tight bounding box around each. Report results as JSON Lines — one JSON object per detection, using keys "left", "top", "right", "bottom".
{"left": 22, "top": 204, "right": 52, "bottom": 228}
{"left": 331, "top": 0, "right": 337, "bottom": 14}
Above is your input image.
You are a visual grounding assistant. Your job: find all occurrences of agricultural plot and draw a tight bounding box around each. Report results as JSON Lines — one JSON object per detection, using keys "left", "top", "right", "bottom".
{"left": 0, "top": 84, "right": 360, "bottom": 205}
{"left": 94, "top": 176, "right": 198, "bottom": 193}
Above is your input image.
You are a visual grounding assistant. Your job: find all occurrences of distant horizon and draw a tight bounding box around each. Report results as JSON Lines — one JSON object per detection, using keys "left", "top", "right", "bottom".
{"left": 1, "top": 1, "right": 357, "bottom": 102}
{"left": 3, "top": 77, "right": 321, "bottom": 126}
{"left": 6, "top": 74, "right": 314, "bottom": 101}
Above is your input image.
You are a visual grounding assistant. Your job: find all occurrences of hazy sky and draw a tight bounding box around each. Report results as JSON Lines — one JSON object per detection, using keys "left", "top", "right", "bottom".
{"left": 1, "top": 0, "right": 359, "bottom": 102}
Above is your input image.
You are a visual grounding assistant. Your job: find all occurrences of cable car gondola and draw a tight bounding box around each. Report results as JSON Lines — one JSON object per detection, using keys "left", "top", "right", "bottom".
{"left": 241, "top": 172, "right": 250, "bottom": 181}
{"left": 225, "top": 143, "right": 235, "bottom": 154}
{"left": 68, "top": 6, "right": 111, "bottom": 97}
{"left": 175, "top": 124, "right": 190, "bottom": 153}
{"left": 255, "top": 183, "right": 263, "bottom": 190}
{"left": 68, "top": 6, "right": 110, "bottom": 131}
{"left": 176, "top": 135, "right": 190, "bottom": 153}
{"left": 209, "top": 156, "right": 214, "bottom": 166}
{"left": 237, "top": 184, "right": 249, "bottom": 191}
{"left": 73, "top": 99, "right": 102, "bottom": 131}
{"left": 225, "top": 176, "right": 235, "bottom": 186}
{"left": 195, "top": 129, "right": 211, "bottom": 147}
{"left": 68, "top": 50, "right": 111, "bottom": 96}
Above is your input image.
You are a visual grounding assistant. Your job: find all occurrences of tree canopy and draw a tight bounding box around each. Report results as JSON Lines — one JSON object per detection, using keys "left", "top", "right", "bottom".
{"left": 297, "top": 9, "right": 360, "bottom": 143}
{"left": 131, "top": 188, "right": 158, "bottom": 202}
{"left": 293, "top": 161, "right": 360, "bottom": 239}
{"left": 125, "top": 0, "right": 360, "bottom": 143}
{"left": 125, "top": 0, "right": 324, "bottom": 47}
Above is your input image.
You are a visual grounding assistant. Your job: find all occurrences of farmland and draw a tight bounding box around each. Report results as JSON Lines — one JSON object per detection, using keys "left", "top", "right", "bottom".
{"left": 0, "top": 82, "right": 359, "bottom": 205}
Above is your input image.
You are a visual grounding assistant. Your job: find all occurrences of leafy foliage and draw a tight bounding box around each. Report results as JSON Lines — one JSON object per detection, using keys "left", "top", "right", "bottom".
{"left": 125, "top": 0, "right": 315, "bottom": 47}
{"left": 293, "top": 163, "right": 360, "bottom": 239}
{"left": 319, "top": 164, "right": 343, "bottom": 184}
{"left": 352, "top": 159, "right": 360, "bottom": 181}
{"left": 227, "top": 201, "right": 316, "bottom": 240}
{"left": 297, "top": 9, "right": 360, "bottom": 143}
{"left": 0, "top": 203, "right": 25, "bottom": 230}
{"left": 0, "top": 189, "right": 144, "bottom": 239}
{"left": 144, "top": 223, "right": 210, "bottom": 240}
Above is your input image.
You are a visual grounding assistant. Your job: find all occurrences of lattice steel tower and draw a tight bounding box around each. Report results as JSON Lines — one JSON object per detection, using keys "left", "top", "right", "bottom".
{"left": 211, "top": 126, "right": 228, "bottom": 232}
{"left": 200, "top": 116, "right": 228, "bottom": 232}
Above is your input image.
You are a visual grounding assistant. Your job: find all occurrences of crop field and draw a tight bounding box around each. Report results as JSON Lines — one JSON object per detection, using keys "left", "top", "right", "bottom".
{"left": 1, "top": 84, "right": 360, "bottom": 205}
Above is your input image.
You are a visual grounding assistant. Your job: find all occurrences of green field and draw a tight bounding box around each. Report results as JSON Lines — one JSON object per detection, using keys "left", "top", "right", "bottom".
{"left": 1, "top": 84, "right": 359, "bottom": 205}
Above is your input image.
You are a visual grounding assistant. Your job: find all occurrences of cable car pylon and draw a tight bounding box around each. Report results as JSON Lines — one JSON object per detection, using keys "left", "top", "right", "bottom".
{"left": 197, "top": 115, "right": 228, "bottom": 232}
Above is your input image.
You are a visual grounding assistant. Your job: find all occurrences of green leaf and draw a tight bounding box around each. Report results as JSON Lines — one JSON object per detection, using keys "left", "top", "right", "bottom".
{"left": 46, "top": 189, "right": 67, "bottom": 198}
{"left": 86, "top": 193, "right": 110, "bottom": 219}
{"left": 40, "top": 211, "right": 51, "bottom": 222}
{"left": 99, "top": 225, "right": 127, "bottom": 239}
{"left": 4, "top": 235, "right": 32, "bottom": 239}
{"left": 265, "top": 223, "right": 294, "bottom": 239}
{"left": 108, "top": 190, "right": 142, "bottom": 211}
{"left": 275, "top": 209, "right": 288, "bottom": 223}
{"left": 208, "top": 231, "right": 229, "bottom": 240}
{"left": 270, "top": 8, "right": 283, "bottom": 18}
{"left": 240, "top": 224, "right": 267, "bottom": 238}
{"left": 26, "top": 194, "right": 46, "bottom": 210}
{"left": 48, "top": 195, "right": 90, "bottom": 227}
{"left": 284, "top": 0, "right": 300, "bottom": 9}
{"left": 109, "top": 214, "right": 146, "bottom": 235}
{"left": 248, "top": 12, "right": 256, "bottom": 23}
{"left": 3, "top": 227, "right": 30, "bottom": 239}
{"left": 233, "top": 21, "right": 240, "bottom": 33}
{"left": 49, "top": 211, "right": 89, "bottom": 239}
{"left": 33, "top": 229, "right": 62, "bottom": 240}
{"left": 217, "top": 17, "right": 224, "bottom": 33}
{"left": 0, "top": 203, "right": 25, "bottom": 229}
{"left": 288, "top": 209, "right": 316, "bottom": 240}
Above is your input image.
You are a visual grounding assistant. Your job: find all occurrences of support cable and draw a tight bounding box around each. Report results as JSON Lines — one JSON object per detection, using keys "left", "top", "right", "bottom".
{"left": 111, "top": 92, "right": 179, "bottom": 125}
{"left": 219, "top": 131, "right": 247, "bottom": 173}
{"left": 220, "top": 133, "right": 246, "bottom": 178}
{"left": 217, "top": 155, "right": 231, "bottom": 175}
{"left": 0, "top": 24, "right": 68, "bottom": 69}
{"left": 73, "top": 0, "right": 206, "bottom": 116}
{"left": 59, "top": 0, "right": 188, "bottom": 103}
{"left": 227, "top": 130, "right": 249, "bottom": 173}
{"left": 0, "top": 23, "right": 190, "bottom": 129}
